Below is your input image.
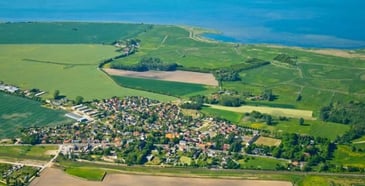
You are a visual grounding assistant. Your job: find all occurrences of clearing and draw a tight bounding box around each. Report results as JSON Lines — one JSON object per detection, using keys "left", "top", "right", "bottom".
{"left": 30, "top": 168, "right": 292, "bottom": 186}
{"left": 104, "top": 68, "right": 218, "bottom": 86}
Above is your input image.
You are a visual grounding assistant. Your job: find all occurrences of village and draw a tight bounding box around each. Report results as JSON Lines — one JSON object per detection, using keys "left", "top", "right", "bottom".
{"left": 21, "top": 96, "right": 265, "bottom": 169}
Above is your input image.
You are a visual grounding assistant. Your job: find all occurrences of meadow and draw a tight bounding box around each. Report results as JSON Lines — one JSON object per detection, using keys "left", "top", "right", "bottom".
{"left": 1, "top": 22, "right": 364, "bottom": 113}
{"left": 110, "top": 24, "right": 365, "bottom": 113}
{"left": 201, "top": 106, "right": 242, "bottom": 123}
{"left": 206, "top": 104, "right": 314, "bottom": 120}
{"left": 56, "top": 159, "right": 365, "bottom": 186}
{"left": 244, "top": 119, "right": 349, "bottom": 140}
{"left": 0, "top": 92, "right": 72, "bottom": 138}
{"left": 200, "top": 106, "right": 349, "bottom": 140}
{"left": 0, "top": 44, "right": 175, "bottom": 101}
{"left": 65, "top": 167, "right": 106, "bottom": 181}
{"left": 330, "top": 145, "right": 365, "bottom": 168}
{"left": 0, "top": 145, "right": 58, "bottom": 161}
{"left": 111, "top": 75, "right": 209, "bottom": 97}
{"left": 0, "top": 22, "right": 151, "bottom": 44}
{"left": 238, "top": 157, "right": 288, "bottom": 170}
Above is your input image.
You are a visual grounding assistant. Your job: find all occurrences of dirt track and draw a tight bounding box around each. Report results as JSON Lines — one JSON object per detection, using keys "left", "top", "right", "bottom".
{"left": 30, "top": 168, "right": 292, "bottom": 186}
{"left": 104, "top": 68, "right": 218, "bottom": 86}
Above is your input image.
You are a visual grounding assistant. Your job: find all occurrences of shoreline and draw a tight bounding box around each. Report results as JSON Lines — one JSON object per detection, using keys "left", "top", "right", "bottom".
{"left": 1, "top": 20, "right": 364, "bottom": 50}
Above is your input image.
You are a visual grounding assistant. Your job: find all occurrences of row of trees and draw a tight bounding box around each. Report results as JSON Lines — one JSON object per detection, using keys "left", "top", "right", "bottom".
{"left": 273, "top": 54, "right": 298, "bottom": 66}
{"left": 53, "top": 90, "right": 83, "bottom": 104}
{"left": 110, "top": 57, "right": 179, "bottom": 72}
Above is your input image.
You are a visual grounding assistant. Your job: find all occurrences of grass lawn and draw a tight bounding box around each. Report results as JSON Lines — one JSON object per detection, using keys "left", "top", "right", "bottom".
{"left": 238, "top": 156, "right": 288, "bottom": 170}
{"left": 111, "top": 75, "right": 208, "bottom": 97}
{"left": 65, "top": 167, "right": 106, "bottom": 181}
{"left": 0, "top": 145, "right": 58, "bottom": 161}
{"left": 0, "top": 92, "right": 72, "bottom": 138}
{"left": 0, "top": 44, "right": 175, "bottom": 102}
{"left": 330, "top": 145, "right": 365, "bottom": 168}
{"left": 201, "top": 106, "right": 243, "bottom": 123}
{"left": 254, "top": 136, "right": 281, "bottom": 146}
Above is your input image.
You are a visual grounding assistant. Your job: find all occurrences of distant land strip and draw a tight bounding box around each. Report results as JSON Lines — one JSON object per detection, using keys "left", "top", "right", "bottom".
{"left": 23, "top": 58, "right": 95, "bottom": 66}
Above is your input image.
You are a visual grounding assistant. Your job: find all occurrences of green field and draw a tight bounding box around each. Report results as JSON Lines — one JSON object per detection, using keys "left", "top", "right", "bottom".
{"left": 247, "top": 119, "right": 349, "bottom": 140}
{"left": 65, "top": 167, "right": 106, "bottom": 181}
{"left": 1, "top": 22, "right": 364, "bottom": 112}
{"left": 200, "top": 106, "right": 348, "bottom": 140}
{"left": 298, "top": 175, "right": 365, "bottom": 186}
{"left": 58, "top": 159, "right": 365, "bottom": 186}
{"left": 0, "top": 22, "right": 151, "bottom": 44}
{"left": 111, "top": 75, "right": 209, "bottom": 97}
{"left": 0, "top": 44, "right": 175, "bottom": 101}
{"left": 0, "top": 92, "right": 72, "bottom": 138}
{"left": 108, "top": 24, "right": 365, "bottom": 112}
{"left": 0, "top": 145, "right": 58, "bottom": 161}
{"left": 330, "top": 145, "right": 365, "bottom": 168}
{"left": 238, "top": 156, "right": 288, "bottom": 170}
{"left": 201, "top": 106, "right": 243, "bottom": 123}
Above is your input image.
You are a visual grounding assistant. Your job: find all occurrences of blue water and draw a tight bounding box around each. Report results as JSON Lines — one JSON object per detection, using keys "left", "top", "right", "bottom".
{"left": 0, "top": 0, "right": 364, "bottom": 48}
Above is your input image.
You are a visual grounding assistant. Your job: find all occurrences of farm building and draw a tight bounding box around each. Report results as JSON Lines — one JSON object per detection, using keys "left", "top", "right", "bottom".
{"left": 0, "top": 84, "right": 19, "bottom": 93}
{"left": 65, "top": 113, "right": 88, "bottom": 122}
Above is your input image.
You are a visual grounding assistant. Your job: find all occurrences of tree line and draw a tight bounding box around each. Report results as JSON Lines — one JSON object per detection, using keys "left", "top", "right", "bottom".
{"left": 110, "top": 57, "right": 179, "bottom": 72}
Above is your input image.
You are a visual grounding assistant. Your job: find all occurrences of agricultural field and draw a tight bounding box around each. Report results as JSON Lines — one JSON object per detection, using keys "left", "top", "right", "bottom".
{"left": 1, "top": 22, "right": 364, "bottom": 113}
{"left": 65, "top": 167, "right": 106, "bottom": 181}
{"left": 31, "top": 167, "right": 292, "bottom": 186}
{"left": 0, "top": 44, "right": 175, "bottom": 101}
{"left": 0, "top": 145, "right": 58, "bottom": 161}
{"left": 297, "top": 175, "right": 365, "bottom": 186}
{"left": 330, "top": 145, "right": 365, "bottom": 168}
{"left": 201, "top": 106, "right": 242, "bottom": 123}
{"left": 200, "top": 106, "right": 349, "bottom": 140}
{"left": 104, "top": 68, "right": 218, "bottom": 86}
{"left": 111, "top": 75, "right": 210, "bottom": 97}
{"left": 206, "top": 104, "right": 314, "bottom": 120}
{"left": 110, "top": 24, "right": 365, "bottom": 112}
{"left": 246, "top": 119, "right": 349, "bottom": 140}
{"left": 0, "top": 22, "right": 151, "bottom": 44}
{"left": 0, "top": 92, "right": 72, "bottom": 138}
{"left": 238, "top": 156, "right": 288, "bottom": 170}
{"left": 352, "top": 136, "right": 365, "bottom": 149}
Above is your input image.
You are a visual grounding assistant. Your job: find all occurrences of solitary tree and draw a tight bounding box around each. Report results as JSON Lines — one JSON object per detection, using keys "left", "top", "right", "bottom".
{"left": 299, "top": 117, "right": 305, "bottom": 125}
{"left": 53, "top": 90, "right": 60, "bottom": 99}
{"left": 266, "top": 115, "right": 273, "bottom": 125}
{"left": 75, "top": 96, "right": 84, "bottom": 105}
